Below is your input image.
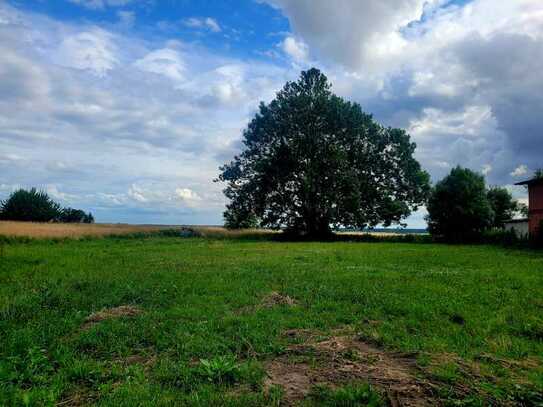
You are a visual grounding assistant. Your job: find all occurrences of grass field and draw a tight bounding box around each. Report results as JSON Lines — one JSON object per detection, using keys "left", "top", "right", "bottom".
{"left": 1, "top": 234, "right": 542, "bottom": 406}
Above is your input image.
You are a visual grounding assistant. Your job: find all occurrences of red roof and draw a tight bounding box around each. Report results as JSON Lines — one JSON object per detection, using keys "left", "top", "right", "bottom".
{"left": 515, "top": 177, "right": 543, "bottom": 186}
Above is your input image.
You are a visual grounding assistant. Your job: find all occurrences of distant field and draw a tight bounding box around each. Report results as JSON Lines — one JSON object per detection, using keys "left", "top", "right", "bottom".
{"left": 0, "top": 221, "right": 421, "bottom": 240}
{"left": 1, "top": 235, "right": 542, "bottom": 405}
{"left": 0, "top": 221, "right": 179, "bottom": 238}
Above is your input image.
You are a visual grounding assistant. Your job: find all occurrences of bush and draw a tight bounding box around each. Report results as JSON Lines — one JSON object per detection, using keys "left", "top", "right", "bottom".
{"left": 426, "top": 167, "right": 493, "bottom": 242}
{"left": 0, "top": 188, "right": 94, "bottom": 223}
{"left": 59, "top": 208, "right": 94, "bottom": 224}
{"left": 481, "top": 229, "right": 524, "bottom": 247}
{"left": 0, "top": 188, "right": 61, "bottom": 222}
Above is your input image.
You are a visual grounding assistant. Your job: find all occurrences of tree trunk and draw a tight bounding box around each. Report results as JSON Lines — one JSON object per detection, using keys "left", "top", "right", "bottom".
{"left": 306, "top": 215, "right": 332, "bottom": 238}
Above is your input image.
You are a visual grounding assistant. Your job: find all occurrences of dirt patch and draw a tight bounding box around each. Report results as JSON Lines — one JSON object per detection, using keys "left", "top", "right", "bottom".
{"left": 82, "top": 305, "right": 141, "bottom": 330}
{"left": 264, "top": 330, "right": 436, "bottom": 406}
{"left": 261, "top": 291, "right": 298, "bottom": 308}
{"left": 115, "top": 354, "right": 156, "bottom": 369}
{"left": 56, "top": 388, "right": 96, "bottom": 407}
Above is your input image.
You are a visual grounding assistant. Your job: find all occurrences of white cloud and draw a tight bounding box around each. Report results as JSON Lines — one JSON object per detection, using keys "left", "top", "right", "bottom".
{"left": 0, "top": 2, "right": 288, "bottom": 224}
{"left": 2, "top": 0, "right": 541, "bottom": 226}
{"left": 482, "top": 164, "right": 492, "bottom": 176}
{"left": 204, "top": 17, "right": 221, "bottom": 33}
{"left": 175, "top": 188, "right": 202, "bottom": 208}
{"left": 127, "top": 184, "right": 148, "bottom": 202}
{"left": 511, "top": 164, "right": 528, "bottom": 178}
{"left": 183, "top": 17, "right": 221, "bottom": 33}
{"left": 264, "top": 0, "right": 434, "bottom": 70}
{"left": 264, "top": 0, "right": 543, "bottom": 188}
{"left": 134, "top": 48, "right": 186, "bottom": 81}
{"left": 281, "top": 36, "right": 308, "bottom": 62}
{"left": 53, "top": 28, "right": 119, "bottom": 76}
{"left": 68, "top": 0, "right": 134, "bottom": 10}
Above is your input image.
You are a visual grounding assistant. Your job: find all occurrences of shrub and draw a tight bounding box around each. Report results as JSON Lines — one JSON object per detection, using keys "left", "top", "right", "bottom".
{"left": 0, "top": 188, "right": 94, "bottom": 223}
{"left": 481, "top": 229, "right": 524, "bottom": 247}
{"left": 59, "top": 208, "right": 94, "bottom": 224}
{"left": 0, "top": 188, "right": 61, "bottom": 222}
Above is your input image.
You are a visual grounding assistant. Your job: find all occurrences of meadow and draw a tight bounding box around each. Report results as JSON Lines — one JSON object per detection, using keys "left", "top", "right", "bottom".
{"left": 1, "top": 232, "right": 542, "bottom": 406}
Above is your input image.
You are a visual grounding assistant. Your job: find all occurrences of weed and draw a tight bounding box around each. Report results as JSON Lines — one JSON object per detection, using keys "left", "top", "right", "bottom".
{"left": 198, "top": 355, "right": 241, "bottom": 385}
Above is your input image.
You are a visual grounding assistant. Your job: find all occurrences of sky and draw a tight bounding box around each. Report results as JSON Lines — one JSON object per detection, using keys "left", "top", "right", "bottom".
{"left": 0, "top": 0, "right": 541, "bottom": 227}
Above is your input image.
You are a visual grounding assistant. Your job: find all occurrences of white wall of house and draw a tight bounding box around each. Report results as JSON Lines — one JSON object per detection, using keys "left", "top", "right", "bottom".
{"left": 504, "top": 220, "right": 529, "bottom": 239}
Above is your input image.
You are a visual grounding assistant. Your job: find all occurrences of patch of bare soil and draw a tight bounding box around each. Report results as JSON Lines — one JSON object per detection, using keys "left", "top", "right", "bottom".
{"left": 81, "top": 305, "right": 141, "bottom": 330}
{"left": 261, "top": 291, "right": 298, "bottom": 308}
{"left": 264, "top": 330, "right": 436, "bottom": 406}
{"left": 115, "top": 353, "right": 156, "bottom": 369}
{"left": 56, "top": 389, "right": 96, "bottom": 407}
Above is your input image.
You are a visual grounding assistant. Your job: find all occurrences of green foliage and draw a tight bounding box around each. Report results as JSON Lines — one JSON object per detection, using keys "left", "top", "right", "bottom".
{"left": 481, "top": 229, "right": 524, "bottom": 247}
{"left": 224, "top": 205, "right": 259, "bottom": 230}
{"left": 426, "top": 167, "right": 493, "bottom": 242}
{"left": 198, "top": 355, "right": 241, "bottom": 384}
{"left": 59, "top": 207, "right": 94, "bottom": 223}
{"left": 218, "top": 68, "right": 430, "bottom": 237}
{"left": 517, "top": 202, "right": 529, "bottom": 218}
{"left": 0, "top": 188, "right": 94, "bottom": 223}
{"left": 0, "top": 188, "right": 62, "bottom": 222}
{"left": 486, "top": 187, "right": 518, "bottom": 228}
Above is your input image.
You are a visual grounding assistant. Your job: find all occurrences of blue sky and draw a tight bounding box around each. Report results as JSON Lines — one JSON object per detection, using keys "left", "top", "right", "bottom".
{"left": 1, "top": 0, "right": 541, "bottom": 226}
{"left": 15, "top": 1, "right": 289, "bottom": 57}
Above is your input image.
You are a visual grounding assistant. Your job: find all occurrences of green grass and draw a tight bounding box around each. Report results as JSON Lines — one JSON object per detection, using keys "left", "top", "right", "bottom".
{"left": 1, "top": 235, "right": 542, "bottom": 405}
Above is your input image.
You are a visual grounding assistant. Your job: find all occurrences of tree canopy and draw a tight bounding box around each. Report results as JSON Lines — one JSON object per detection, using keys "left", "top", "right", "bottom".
{"left": 487, "top": 186, "right": 519, "bottom": 228}
{"left": 0, "top": 188, "right": 62, "bottom": 222}
{"left": 426, "top": 167, "right": 494, "bottom": 241}
{"left": 0, "top": 188, "right": 94, "bottom": 223}
{"left": 217, "top": 68, "right": 430, "bottom": 236}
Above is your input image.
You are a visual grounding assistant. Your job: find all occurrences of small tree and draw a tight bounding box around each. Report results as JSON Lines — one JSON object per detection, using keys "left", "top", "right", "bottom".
{"left": 0, "top": 188, "right": 62, "bottom": 222}
{"left": 426, "top": 167, "right": 493, "bottom": 241}
{"left": 487, "top": 187, "right": 518, "bottom": 228}
{"left": 217, "top": 68, "right": 430, "bottom": 236}
{"left": 83, "top": 212, "right": 94, "bottom": 224}
{"left": 59, "top": 208, "right": 95, "bottom": 224}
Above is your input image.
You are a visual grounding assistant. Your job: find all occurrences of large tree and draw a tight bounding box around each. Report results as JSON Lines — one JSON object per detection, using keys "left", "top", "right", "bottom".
{"left": 217, "top": 68, "right": 430, "bottom": 236}
{"left": 426, "top": 167, "right": 493, "bottom": 241}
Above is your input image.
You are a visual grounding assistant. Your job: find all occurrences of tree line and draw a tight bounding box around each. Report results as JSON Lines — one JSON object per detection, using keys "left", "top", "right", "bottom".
{"left": 218, "top": 68, "right": 534, "bottom": 242}
{"left": 0, "top": 188, "right": 94, "bottom": 224}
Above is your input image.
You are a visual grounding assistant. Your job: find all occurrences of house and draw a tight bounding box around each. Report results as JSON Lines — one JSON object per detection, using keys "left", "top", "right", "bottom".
{"left": 515, "top": 177, "right": 543, "bottom": 238}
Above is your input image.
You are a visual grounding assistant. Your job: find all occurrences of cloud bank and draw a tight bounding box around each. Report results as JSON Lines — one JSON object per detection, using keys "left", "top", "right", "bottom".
{"left": 1, "top": 0, "right": 542, "bottom": 227}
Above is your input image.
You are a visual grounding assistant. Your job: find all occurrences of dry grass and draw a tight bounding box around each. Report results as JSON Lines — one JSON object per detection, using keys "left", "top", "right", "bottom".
{"left": 189, "top": 226, "right": 277, "bottom": 239}
{"left": 0, "top": 221, "right": 177, "bottom": 239}
{"left": 0, "top": 221, "right": 278, "bottom": 239}
{"left": 0, "top": 221, "right": 418, "bottom": 240}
